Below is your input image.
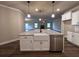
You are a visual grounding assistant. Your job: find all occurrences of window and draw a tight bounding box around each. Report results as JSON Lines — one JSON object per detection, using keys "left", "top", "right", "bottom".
{"left": 34, "top": 23, "right": 38, "bottom": 28}
{"left": 47, "top": 23, "right": 51, "bottom": 28}
{"left": 25, "top": 23, "right": 33, "bottom": 31}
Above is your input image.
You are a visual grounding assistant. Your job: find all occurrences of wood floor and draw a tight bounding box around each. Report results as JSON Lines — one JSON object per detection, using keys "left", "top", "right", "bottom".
{"left": 0, "top": 39, "right": 79, "bottom": 57}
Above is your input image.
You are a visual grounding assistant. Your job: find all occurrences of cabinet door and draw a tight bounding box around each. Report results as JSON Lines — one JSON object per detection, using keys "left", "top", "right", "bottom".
{"left": 65, "top": 11, "right": 72, "bottom": 20}
{"left": 72, "top": 33, "right": 79, "bottom": 46}
{"left": 33, "top": 40, "right": 41, "bottom": 51}
{"left": 41, "top": 40, "right": 49, "bottom": 50}
{"left": 62, "top": 14, "right": 66, "bottom": 21}
{"left": 20, "top": 39, "right": 33, "bottom": 51}
{"left": 67, "top": 31, "right": 72, "bottom": 42}
{"left": 75, "top": 34, "right": 79, "bottom": 46}
{"left": 62, "top": 11, "right": 71, "bottom": 21}
{"left": 72, "top": 11, "right": 79, "bottom": 25}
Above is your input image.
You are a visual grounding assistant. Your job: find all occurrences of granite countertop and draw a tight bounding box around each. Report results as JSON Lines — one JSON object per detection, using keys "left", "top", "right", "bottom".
{"left": 19, "top": 32, "right": 34, "bottom": 36}
{"left": 34, "top": 33, "right": 49, "bottom": 36}
{"left": 19, "top": 29, "right": 63, "bottom": 36}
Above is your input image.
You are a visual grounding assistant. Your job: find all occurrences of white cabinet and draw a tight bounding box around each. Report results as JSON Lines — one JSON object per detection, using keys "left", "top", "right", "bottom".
{"left": 72, "top": 33, "right": 79, "bottom": 46}
{"left": 67, "top": 31, "right": 72, "bottom": 42}
{"left": 20, "top": 39, "right": 33, "bottom": 51}
{"left": 62, "top": 11, "right": 72, "bottom": 21}
{"left": 67, "top": 31, "right": 79, "bottom": 46}
{"left": 20, "top": 36, "right": 33, "bottom": 51}
{"left": 33, "top": 40, "right": 49, "bottom": 51}
{"left": 66, "top": 11, "right": 72, "bottom": 20}
{"left": 62, "top": 14, "right": 66, "bottom": 21}
{"left": 41, "top": 40, "right": 49, "bottom": 50}
{"left": 20, "top": 33, "right": 50, "bottom": 51}
{"left": 33, "top": 40, "right": 41, "bottom": 51}
{"left": 33, "top": 33, "right": 50, "bottom": 51}
{"left": 72, "top": 10, "right": 79, "bottom": 25}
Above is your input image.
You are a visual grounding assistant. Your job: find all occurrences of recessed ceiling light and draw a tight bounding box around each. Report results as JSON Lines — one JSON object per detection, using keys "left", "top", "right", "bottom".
{"left": 35, "top": 8, "right": 39, "bottom": 12}
{"left": 57, "top": 8, "right": 60, "bottom": 11}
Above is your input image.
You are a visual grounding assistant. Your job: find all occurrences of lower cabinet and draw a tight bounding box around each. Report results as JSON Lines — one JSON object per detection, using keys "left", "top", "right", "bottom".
{"left": 20, "top": 35, "right": 63, "bottom": 51}
{"left": 67, "top": 31, "right": 72, "bottom": 42}
{"left": 20, "top": 35, "right": 33, "bottom": 51}
{"left": 20, "top": 39, "right": 33, "bottom": 51}
{"left": 67, "top": 31, "right": 79, "bottom": 46}
{"left": 33, "top": 40, "right": 49, "bottom": 51}
{"left": 33, "top": 40, "right": 41, "bottom": 51}
{"left": 72, "top": 33, "right": 79, "bottom": 46}
{"left": 41, "top": 40, "right": 49, "bottom": 50}
{"left": 20, "top": 35, "right": 49, "bottom": 51}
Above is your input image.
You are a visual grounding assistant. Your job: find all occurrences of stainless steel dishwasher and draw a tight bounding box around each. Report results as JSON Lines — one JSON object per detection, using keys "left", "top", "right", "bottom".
{"left": 50, "top": 35, "right": 64, "bottom": 52}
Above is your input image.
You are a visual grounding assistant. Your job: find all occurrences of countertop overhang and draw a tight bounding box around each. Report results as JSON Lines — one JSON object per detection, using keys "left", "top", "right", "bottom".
{"left": 19, "top": 29, "right": 63, "bottom": 36}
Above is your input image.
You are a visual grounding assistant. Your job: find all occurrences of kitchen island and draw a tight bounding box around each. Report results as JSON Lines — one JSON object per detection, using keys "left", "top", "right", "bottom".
{"left": 19, "top": 29, "right": 64, "bottom": 52}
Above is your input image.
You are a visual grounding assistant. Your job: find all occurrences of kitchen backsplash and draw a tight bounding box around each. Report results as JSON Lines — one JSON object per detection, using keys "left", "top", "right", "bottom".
{"left": 74, "top": 26, "right": 79, "bottom": 32}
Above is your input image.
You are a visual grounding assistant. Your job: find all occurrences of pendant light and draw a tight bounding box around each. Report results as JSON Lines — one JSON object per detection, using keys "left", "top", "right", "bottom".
{"left": 51, "top": 1, "right": 55, "bottom": 18}
{"left": 27, "top": 1, "right": 31, "bottom": 18}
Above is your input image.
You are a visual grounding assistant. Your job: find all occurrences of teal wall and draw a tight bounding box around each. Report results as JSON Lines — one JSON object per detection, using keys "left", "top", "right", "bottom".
{"left": 52, "top": 18, "right": 61, "bottom": 32}
{"left": 24, "top": 17, "right": 53, "bottom": 31}
{"left": 24, "top": 17, "right": 61, "bottom": 32}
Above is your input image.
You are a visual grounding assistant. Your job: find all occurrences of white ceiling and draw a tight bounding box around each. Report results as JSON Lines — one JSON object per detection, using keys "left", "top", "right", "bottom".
{"left": 0, "top": 1, "right": 79, "bottom": 18}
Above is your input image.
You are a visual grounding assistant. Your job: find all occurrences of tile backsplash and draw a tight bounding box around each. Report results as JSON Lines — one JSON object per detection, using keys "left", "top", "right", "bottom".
{"left": 74, "top": 26, "right": 79, "bottom": 32}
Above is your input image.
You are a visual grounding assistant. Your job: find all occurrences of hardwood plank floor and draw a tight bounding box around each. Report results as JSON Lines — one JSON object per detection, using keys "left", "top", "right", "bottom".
{"left": 0, "top": 39, "right": 79, "bottom": 57}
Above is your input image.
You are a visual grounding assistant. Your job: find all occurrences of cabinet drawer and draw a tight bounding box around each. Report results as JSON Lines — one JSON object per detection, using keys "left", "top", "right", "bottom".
{"left": 34, "top": 36, "right": 49, "bottom": 40}
{"left": 27, "top": 36, "right": 33, "bottom": 39}
{"left": 20, "top": 36, "right": 33, "bottom": 39}
{"left": 20, "top": 36, "right": 27, "bottom": 39}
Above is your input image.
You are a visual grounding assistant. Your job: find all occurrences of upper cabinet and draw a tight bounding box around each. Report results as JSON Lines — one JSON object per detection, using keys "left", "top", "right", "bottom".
{"left": 72, "top": 10, "right": 79, "bottom": 25}
{"left": 62, "top": 11, "right": 72, "bottom": 21}
{"left": 62, "top": 14, "right": 65, "bottom": 21}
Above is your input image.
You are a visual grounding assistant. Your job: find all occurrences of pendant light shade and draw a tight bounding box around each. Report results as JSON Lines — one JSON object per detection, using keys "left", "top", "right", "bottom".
{"left": 27, "top": 1, "right": 31, "bottom": 18}
{"left": 51, "top": 14, "right": 55, "bottom": 18}
{"left": 51, "top": 1, "right": 55, "bottom": 18}
{"left": 27, "top": 14, "right": 31, "bottom": 18}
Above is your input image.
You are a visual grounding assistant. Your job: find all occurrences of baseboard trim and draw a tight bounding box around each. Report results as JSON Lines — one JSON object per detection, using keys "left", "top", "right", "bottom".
{"left": 0, "top": 38, "right": 19, "bottom": 45}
